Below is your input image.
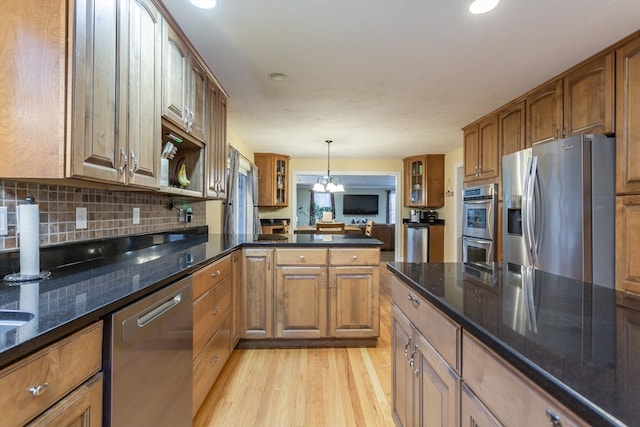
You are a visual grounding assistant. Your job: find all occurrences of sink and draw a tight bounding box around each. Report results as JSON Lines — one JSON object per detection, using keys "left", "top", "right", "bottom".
{"left": 0, "top": 310, "right": 35, "bottom": 334}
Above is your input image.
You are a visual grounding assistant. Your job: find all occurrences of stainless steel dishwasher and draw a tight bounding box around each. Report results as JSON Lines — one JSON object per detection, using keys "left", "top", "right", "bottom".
{"left": 106, "top": 276, "right": 193, "bottom": 426}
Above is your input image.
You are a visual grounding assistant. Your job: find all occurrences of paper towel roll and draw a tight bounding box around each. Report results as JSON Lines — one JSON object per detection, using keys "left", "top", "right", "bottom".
{"left": 19, "top": 203, "right": 40, "bottom": 276}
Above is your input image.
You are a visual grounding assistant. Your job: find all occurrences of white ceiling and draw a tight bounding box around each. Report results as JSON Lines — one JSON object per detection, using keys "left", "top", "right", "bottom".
{"left": 163, "top": 0, "right": 640, "bottom": 160}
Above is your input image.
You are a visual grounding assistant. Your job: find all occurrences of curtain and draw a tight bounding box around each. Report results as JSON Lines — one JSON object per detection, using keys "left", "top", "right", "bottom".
{"left": 223, "top": 146, "right": 240, "bottom": 234}
{"left": 250, "top": 163, "right": 262, "bottom": 234}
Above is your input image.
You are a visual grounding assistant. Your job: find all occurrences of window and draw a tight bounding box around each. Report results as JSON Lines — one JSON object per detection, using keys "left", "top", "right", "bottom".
{"left": 233, "top": 157, "right": 254, "bottom": 234}
{"left": 311, "top": 191, "right": 334, "bottom": 224}
{"left": 387, "top": 190, "right": 396, "bottom": 224}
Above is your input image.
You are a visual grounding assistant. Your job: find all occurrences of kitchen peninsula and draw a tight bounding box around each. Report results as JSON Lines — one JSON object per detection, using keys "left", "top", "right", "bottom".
{"left": 388, "top": 261, "right": 638, "bottom": 426}
{"left": 0, "top": 228, "right": 382, "bottom": 425}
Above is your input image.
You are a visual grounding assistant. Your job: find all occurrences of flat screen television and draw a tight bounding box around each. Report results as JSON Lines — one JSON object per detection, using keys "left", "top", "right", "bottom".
{"left": 342, "top": 194, "right": 379, "bottom": 215}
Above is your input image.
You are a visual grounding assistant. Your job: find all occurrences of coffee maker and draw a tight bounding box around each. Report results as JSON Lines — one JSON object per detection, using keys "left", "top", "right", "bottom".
{"left": 410, "top": 209, "right": 420, "bottom": 223}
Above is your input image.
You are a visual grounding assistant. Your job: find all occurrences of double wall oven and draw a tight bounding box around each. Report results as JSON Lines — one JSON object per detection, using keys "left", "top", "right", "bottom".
{"left": 462, "top": 184, "right": 497, "bottom": 263}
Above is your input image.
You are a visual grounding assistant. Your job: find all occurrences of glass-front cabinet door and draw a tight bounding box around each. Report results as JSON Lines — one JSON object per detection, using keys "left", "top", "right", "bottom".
{"left": 255, "top": 153, "right": 289, "bottom": 207}
{"left": 275, "top": 157, "right": 287, "bottom": 205}
{"left": 404, "top": 156, "right": 426, "bottom": 207}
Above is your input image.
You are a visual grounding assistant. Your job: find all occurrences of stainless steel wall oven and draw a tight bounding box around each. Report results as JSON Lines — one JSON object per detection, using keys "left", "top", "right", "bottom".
{"left": 462, "top": 184, "right": 497, "bottom": 263}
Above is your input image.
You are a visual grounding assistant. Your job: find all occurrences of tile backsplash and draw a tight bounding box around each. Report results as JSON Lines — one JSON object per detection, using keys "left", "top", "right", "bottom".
{"left": 0, "top": 180, "right": 206, "bottom": 251}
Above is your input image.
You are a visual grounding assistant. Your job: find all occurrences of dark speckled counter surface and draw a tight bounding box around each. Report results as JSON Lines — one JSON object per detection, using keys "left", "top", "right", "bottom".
{"left": 0, "top": 230, "right": 381, "bottom": 368}
{"left": 388, "top": 261, "right": 640, "bottom": 427}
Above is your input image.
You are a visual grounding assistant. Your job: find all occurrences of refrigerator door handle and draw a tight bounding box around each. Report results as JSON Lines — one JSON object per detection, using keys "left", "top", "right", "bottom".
{"left": 528, "top": 156, "right": 539, "bottom": 267}
{"left": 523, "top": 157, "right": 533, "bottom": 265}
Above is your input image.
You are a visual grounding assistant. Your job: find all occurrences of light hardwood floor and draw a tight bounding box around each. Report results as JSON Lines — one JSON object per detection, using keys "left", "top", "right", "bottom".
{"left": 194, "top": 262, "right": 398, "bottom": 427}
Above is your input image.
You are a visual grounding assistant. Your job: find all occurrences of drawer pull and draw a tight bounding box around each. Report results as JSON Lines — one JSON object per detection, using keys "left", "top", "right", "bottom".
{"left": 407, "top": 294, "right": 420, "bottom": 305}
{"left": 545, "top": 409, "right": 562, "bottom": 427}
{"left": 352, "top": 255, "right": 358, "bottom": 260}
{"left": 210, "top": 355, "right": 220, "bottom": 366}
{"left": 211, "top": 270, "right": 221, "bottom": 277}
{"left": 29, "top": 383, "right": 49, "bottom": 397}
{"left": 211, "top": 306, "right": 221, "bottom": 315}
{"left": 299, "top": 255, "right": 305, "bottom": 261}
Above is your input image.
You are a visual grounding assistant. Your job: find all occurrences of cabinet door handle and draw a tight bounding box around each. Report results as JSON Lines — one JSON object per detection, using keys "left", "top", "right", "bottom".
{"left": 118, "top": 147, "right": 128, "bottom": 175}
{"left": 299, "top": 255, "right": 305, "bottom": 262}
{"left": 129, "top": 151, "right": 138, "bottom": 177}
{"left": 545, "top": 409, "right": 562, "bottom": 427}
{"left": 211, "top": 270, "right": 221, "bottom": 277}
{"left": 267, "top": 254, "right": 271, "bottom": 271}
{"left": 404, "top": 338, "right": 412, "bottom": 361}
{"left": 210, "top": 355, "right": 220, "bottom": 366}
{"left": 330, "top": 272, "right": 336, "bottom": 288}
{"left": 409, "top": 358, "right": 420, "bottom": 376}
{"left": 211, "top": 306, "right": 221, "bottom": 315}
{"left": 29, "top": 383, "right": 49, "bottom": 397}
{"left": 352, "top": 255, "right": 358, "bottom": 261}
{"left": 407, "top": 294, "right": 420, "bottom": 305}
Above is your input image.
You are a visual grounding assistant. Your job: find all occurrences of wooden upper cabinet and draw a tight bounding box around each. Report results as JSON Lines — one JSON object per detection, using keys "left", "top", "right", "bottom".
{"left": 161, "top": 20, "right": 207, "bottom": 143}
{"left": 70, "top": 0, "right": 119, "bottom": 183}
{"left": 118, "top": 0, "right": 162, "bottom": 188}
{"left": 464, "top": 114, "right": 500, "bottom": 184}
{"left": 0, "top": 0, "right": 67, "bottom": 179}
{"left": 74, "top": 0, "right": 161, "bottom": 188}
{"left": 403, "top": 155, "right": 445, "bottom": 208}
{"left": 616, "top": 35, "right": 640, "bottom": 194}
{"left": 499, "top": 100, "right": 526, "bottom": 157}
{"left": 526, "top": 79, "right": 563, "bottom": 146}
{"left": 255, "top": 153, "right": 289, "bottom": 207}
{"left": 564, "top": 52, "right": 614, "bottom": 136}
{"left": 206, "top": 80, "right": 228, "bottom": 199}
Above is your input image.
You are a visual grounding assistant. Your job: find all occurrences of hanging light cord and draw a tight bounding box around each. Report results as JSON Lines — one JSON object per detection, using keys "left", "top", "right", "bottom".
{"left": 326, "top": 139, "right": 332, "bottom": 178}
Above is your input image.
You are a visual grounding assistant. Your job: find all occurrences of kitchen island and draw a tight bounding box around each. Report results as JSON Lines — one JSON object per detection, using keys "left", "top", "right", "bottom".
{"left": 388, "top": 261, "right": 639, "bottom": 426}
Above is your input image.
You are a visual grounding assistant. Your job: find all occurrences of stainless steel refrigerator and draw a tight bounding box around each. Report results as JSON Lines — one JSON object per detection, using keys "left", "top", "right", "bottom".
{"left": 502, "top": 134, "right": 615, "bottom": 287}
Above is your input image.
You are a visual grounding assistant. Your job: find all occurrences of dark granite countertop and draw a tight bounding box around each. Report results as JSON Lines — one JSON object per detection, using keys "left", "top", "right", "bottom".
{"left": 388, "top": 261, "right": 638, "bottom": 427}
{"left": 0, "top": 230, "right": 381, "bottom": 368}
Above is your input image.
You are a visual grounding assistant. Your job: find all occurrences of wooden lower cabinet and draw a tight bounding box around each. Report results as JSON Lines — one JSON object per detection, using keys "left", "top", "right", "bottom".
{"left": 0, "top": 322, "right": 102, "bottom": 427}
{"left": 392, "top": 305, "right": 459, "bottom": 427}
{"left": 243, "top": 247, "right": 380, "bottom": 342}
{"left": 462, "top": 332, "right": 586, "bottom": 427}
{"left": 192, "top": 254, "right": 234, "bottom": 416}
{"left": 616, "top": 195, "right": 640, "bottom": 294}
{"left": 329, "top": 266, "right": 379, "bottom": 337}
{"left": 27, "top": 374, "right": 103, "bottom": 427}
{"left": 231, "top": 250, "right": 243, "bottom": 349}
{"left": 275, "top": 265, "right": 327, "bottom": 338}
{"left": 461, "top": 383, "right": 502, "bottom": 427}
{"left": 242, "top": 248, "right": 274, "bottom": 339}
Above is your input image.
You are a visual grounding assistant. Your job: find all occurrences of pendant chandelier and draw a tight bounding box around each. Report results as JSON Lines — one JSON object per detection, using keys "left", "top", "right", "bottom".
{"left": 313, "top": 140, "right": 345, "bottom": 193}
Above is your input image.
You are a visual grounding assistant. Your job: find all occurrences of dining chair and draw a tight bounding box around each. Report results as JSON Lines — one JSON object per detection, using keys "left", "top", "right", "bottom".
{"left": 315, "top": 222, "right": 345, "bottom": 234}
{"left": 365, "top": 220, "right": 373, "bottom": 237}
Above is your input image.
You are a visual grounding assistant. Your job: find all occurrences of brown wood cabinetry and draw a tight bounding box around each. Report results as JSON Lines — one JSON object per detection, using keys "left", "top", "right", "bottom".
{"left": 403, "top": 155, "right": 445, "bottom": 208}
{"left": 526, "top": 79, "right": 564, "bottom": 146}
{"left": 464, "top": 114, "right": 500, "bottom": 184}
{"left": 69, "top": 0, "right": 162, "bottom": 188}
{"left": 206, "top": 83, "right": 228, "bottom": 199}
{"left": 0, "top": 322, "right": 103, "bottom": 426}
{"left": 499, "top": 100, "right": 526, "bottom": 157}
{"left": 255, "top": 153, "right": 290, "bottom": 207}
{"left": 275, "top": 248, "right": 328, "bottom": 338}
{"left": 616, "top": 35, "right": 640, "bottom": 195}
{"left": 461, "top": 383, "right": 502, "bottom": 427}
{"left": 463, "top": 332, "right": 586, "bottom": 426}
{"left": 162, "top": 21, "right": 207, "bottom": 143}
{"left": 192, "top": 255, "right": 233, "bottom": 416}
{"left": 231, "top": 250, "right": 243, "bottom": 348}
{"left": 616, "top": 195, "right": 640, "bottom": 294}
{"left": 392, "top": 299, "right": 460, "bottom": 427}
{"left": 564, "top": 52, "right": 614, "bottom": 136}
{"left": 242, "top": 248, "right": 274, "bottom": 339}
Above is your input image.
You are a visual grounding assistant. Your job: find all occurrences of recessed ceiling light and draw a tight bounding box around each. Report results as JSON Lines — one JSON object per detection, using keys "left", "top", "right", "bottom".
{"left": 268, "top": 72, "right": 287, "bottom": 82}
{"left": 469, "top": 0, "right": 499, "bottom": 14}
{"left": 189, "top": 0, "right": 217, "bottom": 9}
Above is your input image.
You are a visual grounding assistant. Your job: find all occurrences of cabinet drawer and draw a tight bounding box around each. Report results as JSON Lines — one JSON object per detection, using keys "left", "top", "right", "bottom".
{"left": 463, "top": 332, "right": 586, "bottom": 427}
{"left": 392, "top": 280, "right": 460, "bottom": 372}
{"left": 329, "top": 248, "right": 380, "bottom": 265}
{"left": 193, "top": 317, "right": 231, "bottom": 416}
{"left": 193, "top": 275, "right": 232, "bottom": 357}
{"left": 0, "top": 322, "right": 102, "bottom": 426}
{"left": 276, "top": 248, "right": 327, "bottom": 265}
{"left": 194, "top": 255, "right": 232, "bottom": 300}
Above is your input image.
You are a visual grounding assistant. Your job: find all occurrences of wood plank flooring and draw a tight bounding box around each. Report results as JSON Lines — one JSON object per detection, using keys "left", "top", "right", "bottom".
{"left": 194, "top": 262, "right": 399, "bottom": 427}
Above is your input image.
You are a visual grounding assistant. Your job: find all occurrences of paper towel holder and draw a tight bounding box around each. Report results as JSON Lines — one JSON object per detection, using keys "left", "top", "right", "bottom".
{"left": 3, "top": 196, "right": 52, "bottom": 284}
